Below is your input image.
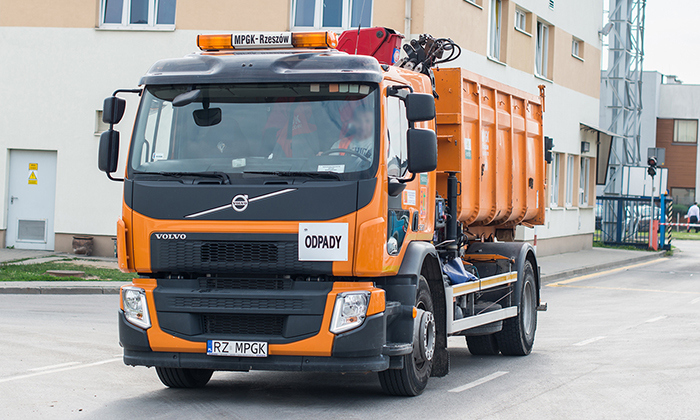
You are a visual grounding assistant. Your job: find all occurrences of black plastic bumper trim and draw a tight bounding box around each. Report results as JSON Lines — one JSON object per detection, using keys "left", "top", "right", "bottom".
{"left": 123, "top": 350, "right": 389, "bottom": 373}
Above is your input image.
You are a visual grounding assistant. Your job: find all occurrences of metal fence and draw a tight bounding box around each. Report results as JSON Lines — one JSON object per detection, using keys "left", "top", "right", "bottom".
{"left": 594, "top": 195, "right": 672, "bottom": 249}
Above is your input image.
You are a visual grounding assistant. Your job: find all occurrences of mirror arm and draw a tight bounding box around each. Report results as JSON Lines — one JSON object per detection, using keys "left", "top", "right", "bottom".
{"left": 386, "top": 85, "right": 414, "bottom": 99}
{"left": 112, "top": 88, "right": 142, "bottom": 97}
{"left": 397, "top": 172, "right": 416, "bottom": 184}
{"left": 106, "top": 172, "right": 124, "bottom": 182}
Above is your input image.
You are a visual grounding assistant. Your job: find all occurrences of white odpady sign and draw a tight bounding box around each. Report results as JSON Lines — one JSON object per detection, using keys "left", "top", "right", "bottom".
{"left": 298, "top": 223, "right": 348, "bottom": 261}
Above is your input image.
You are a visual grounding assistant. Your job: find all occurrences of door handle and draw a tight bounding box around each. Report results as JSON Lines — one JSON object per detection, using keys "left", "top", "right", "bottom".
{"left": 10, "top": 196, "right": 18, "bottom": 204}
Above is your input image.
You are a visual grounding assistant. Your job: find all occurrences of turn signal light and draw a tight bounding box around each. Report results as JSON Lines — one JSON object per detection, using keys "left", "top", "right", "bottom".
{"left": 292, "top": 31, "right": 338, "bottom": 49}
{"left": 197, "top": 34, "right": 233, "bottom": 51}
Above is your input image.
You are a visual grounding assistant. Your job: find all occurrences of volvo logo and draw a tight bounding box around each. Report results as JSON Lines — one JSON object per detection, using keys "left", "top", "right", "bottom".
{"left": 184, "top": 188, "right": 297, "bottom": 219}
{"left": 232, "top": 194, "right": 249, "bottom": 212}
{"left": 155, "top": 233, "right": 187, "bottom": 240}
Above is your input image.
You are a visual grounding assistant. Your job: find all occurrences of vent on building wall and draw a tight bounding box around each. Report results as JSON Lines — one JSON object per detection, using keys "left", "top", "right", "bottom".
{"left": 549, "top": 0, "right": 554, "bottom": 10}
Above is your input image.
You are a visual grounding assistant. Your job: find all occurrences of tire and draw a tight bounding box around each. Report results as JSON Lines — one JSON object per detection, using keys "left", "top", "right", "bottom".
{"left": 155, "top": 367, "right": 213, "bottom": 388}
{"left": 496, "top": 260, "right": 537, "bottom": 356}
{"left": 379, "top": 277, "right": 434, "bottom": 396}
{"left": 466, "top": 334, "right": 500, "bottom": 355}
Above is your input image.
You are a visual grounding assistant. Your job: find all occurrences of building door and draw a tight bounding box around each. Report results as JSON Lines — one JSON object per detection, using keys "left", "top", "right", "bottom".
{"left": 6, "top": 150, "right": 58, "bottom": 250}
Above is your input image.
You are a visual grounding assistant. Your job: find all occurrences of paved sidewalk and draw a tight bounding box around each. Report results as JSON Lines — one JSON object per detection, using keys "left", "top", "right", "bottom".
{"left": 538, "top": 246, "right": 666, "bottom": 283}
{"left": 0, "top": 245, "right": 668, "bottom": 294}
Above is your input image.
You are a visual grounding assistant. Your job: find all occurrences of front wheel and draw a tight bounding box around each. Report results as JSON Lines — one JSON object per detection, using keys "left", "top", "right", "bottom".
{"left": 496, "top": 260, "right": 537, "bottom": 355}
{"left": 379, "top": 277, "right": 435, "bottom": 396}
{"left": 155, "top": 367, "right": 213, "bottom": 388}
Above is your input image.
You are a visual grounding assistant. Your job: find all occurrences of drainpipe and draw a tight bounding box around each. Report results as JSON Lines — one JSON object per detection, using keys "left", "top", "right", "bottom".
{"left": 405, "top": 0, "right": 412, "bottom": 38}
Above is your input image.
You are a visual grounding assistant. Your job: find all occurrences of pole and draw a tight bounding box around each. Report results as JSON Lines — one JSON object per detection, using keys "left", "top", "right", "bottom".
{"left": 649, "top": 175, "right": 655, "bottom": 249}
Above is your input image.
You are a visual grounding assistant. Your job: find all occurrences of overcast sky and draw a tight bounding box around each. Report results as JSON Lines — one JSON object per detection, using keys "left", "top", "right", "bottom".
{"left": 642, "top": 0, "right": 700, "bottom": 84}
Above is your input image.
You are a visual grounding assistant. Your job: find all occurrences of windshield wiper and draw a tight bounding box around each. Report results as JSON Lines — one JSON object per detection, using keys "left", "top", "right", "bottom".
{"left": 154, "top": 171, "right": 231, "bottom": 184}
{"left": 243, "top": 171, "right": 341, "bottom": 180}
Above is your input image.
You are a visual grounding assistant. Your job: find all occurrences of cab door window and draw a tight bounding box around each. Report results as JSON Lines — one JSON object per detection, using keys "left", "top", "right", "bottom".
{"left": 385, "top": 94, "right": 408, "bottom": 177}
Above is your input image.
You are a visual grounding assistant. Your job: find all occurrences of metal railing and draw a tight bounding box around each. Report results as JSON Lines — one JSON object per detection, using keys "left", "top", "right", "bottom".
{"left": 594, "top": 195, "right": 672, "bottom": 249}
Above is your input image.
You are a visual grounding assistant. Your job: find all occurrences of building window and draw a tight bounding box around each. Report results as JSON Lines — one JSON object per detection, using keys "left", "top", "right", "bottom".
{"left": 536, "top": 21, "right": 550, "bottom": 78}
{"left": 572, "top": 38, "right": 583, "bottom": 59}
{"left": 672, "top": 188, "right": 696, "bottom": 206}
{"left": 488, "top": 0, "right": 502, "bottom": 60}
{"left": 101, "top": 0, "right": 176, "bottom": 28}
{"left": 549, "top": 0, "right": 554, "bottom": 10}
{"left": 515, "top": 8, "right": 527, "bottom": 32}
{"left": 580, "top": 157, "right": 590, "bottom": 206}
{"left": 565, "top": 155, "right": 575, "bottom": 207}
{"left": 292, "top": 0, "right": 373, "bottom": 30}
{"left": 673, "top": 119, "right": 698, "bottom": 143}
{"left": 550, "top": 153, "right": 560, "bottom": 207}
{"left": 95, "top": 111, "right": 109, "bottom": 135}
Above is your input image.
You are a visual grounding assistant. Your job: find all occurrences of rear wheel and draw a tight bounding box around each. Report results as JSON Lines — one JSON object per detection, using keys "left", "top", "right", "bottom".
{"left": 379, "top": 277, "right": 434, "bottom": 396}
{"left": 155, "top": 367, "right": 213, "bottom": 388}
{"left": 496, "top": 260, "right": 537, "bottom": 355}
{"left": 466, "top": 334, "right": 500, "bottom": 355}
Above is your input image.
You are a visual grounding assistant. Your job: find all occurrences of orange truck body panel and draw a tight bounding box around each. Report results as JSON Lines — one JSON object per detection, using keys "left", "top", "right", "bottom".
{"left": 433, "top": 67, "right": 546, "bottom": 230}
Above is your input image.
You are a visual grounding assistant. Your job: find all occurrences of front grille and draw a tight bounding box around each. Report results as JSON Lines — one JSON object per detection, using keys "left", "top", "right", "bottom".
{"left": 198, "top": 277, "right": 291, "bottom": 290}
{"left": 170, "top": 296, "right": 306, "bottom": 311}
{"left": 201, "top": 242, "right": 278, "bottom": 263}
{"left": 150, "top": 237, "right": 330, "bottom": 274}
{"left": 202, "top": 314, "right": 284, "bottom": 336}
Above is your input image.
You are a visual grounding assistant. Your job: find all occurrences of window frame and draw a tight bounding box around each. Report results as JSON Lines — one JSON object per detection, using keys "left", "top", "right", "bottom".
{"left": 291, "top": 0, "right": 374, "bottom": 31}
{"left": 535, "top": 21, "right": 550, "bottom": 78}
{"left": 550, "top": 153, "right": 560, "bottom": 207}
{"left": 673, "top": 119, "right": 698, "bottom": 144}
{"left": 579, "top": 157, "right": 590, "bottom": 206}
{"left": 99, "top": 0, "right": 176, "bottom": 30}
{"left": 488, "top": 0, "right": 503, "bottom": 61}
{"left": 565, "top": 155, "right": 575, "bottom": 207}
{"left": 571, "top": 37, "right": 583, "bottom": 60}
{"left": 514, "top": 8, "right": 527, "bottom": 33}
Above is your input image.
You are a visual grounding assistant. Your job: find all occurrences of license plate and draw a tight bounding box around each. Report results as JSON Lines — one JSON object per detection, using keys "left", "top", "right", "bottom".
{"left": 206, "top": 340, "right": 268, "bottom": 357}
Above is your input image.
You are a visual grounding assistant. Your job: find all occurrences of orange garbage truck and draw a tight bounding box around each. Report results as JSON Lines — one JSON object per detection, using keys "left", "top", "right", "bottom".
{"left": 99, "top": 28, "right": 547, "bottom": 396}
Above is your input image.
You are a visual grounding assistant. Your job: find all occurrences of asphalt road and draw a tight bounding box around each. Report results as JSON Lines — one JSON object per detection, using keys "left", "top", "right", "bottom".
{"left": 1, "top": 242, "right": 699, "bottom": 420}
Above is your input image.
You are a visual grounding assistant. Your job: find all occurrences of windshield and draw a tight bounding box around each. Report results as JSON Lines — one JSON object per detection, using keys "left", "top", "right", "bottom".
{"left": 128, "top": 83, "right": 378, "bottom": 180}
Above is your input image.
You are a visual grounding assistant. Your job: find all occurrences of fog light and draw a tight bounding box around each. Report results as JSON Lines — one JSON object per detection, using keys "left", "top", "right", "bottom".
{"left": 122, "top": 287, "right": 151, "bottom": 329}
{"left": 330, "top": 292, "right": 370, "bottom": 334}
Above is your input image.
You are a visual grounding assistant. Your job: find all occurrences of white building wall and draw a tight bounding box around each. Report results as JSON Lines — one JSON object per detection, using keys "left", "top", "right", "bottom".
{"left": 0, "top": 27, "right": 215, "bottom": 236}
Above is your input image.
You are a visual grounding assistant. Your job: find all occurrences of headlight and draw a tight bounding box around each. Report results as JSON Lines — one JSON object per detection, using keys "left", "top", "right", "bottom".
{"left": 122, "top": 287, "right": 151, "bottom": 329}
{"left": 330, "top": 291, "right": 370, "bottom": 334}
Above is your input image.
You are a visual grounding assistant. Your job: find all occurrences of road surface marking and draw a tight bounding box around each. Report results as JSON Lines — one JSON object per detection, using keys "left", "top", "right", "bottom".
{"left": 0, "top": 358, "right": 121, "bottom": 384}
{"left": 549, "top": 285, "right": 700, "bottom": 295}
{"left": 573, "top": 336, "right": 606, "bottom": 346}
{"left": 691, "top": 297, "right": 700, "bottom": 304}
{"left": 645, "top": 315, "right": 667, "bottom": 323}
{"left": 448, "top": 371, "right": 509, "bottom": 393}
{"left": 547, "top": 259, "right": 666, "bottom": 287}
{"left": 28, "top": 362, "right": 81, "bottom": 372}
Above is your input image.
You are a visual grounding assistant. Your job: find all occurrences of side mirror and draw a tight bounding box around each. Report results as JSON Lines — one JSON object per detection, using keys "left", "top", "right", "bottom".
{"left": 98, "top": 129, "right": 120, "bottom": 173}
{"left": 407, "top": 128, "right": 437, "bottom": 173}
{"left": 103, "top": 96, "right": 126, "bottom": 125}
{"left": 193, "top": 108, "right": 222, "bottom": 127}
{"left": 405, "top": 93, "right": 436, "bottom": 122}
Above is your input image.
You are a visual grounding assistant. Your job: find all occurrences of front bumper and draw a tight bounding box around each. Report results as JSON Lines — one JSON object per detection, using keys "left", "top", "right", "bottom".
{"left": 120, "top": 309, "right": 392, "bottom": 372}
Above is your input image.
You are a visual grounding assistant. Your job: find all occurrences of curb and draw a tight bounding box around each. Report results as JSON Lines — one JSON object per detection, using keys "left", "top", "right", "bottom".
{"left": 0, "top": 285, "right": 123, "bottom": 295}
{"left": 541, "top": 251, "right": 667, "bottom": 284}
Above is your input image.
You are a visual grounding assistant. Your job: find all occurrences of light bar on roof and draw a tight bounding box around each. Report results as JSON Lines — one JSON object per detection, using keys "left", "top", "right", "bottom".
{"left": 197, "top": 31, "right": 338, "bottom": 51}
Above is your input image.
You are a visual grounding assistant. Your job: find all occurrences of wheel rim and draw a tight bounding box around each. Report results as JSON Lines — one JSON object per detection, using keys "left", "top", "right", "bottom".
{"left": 414, "top": 302, "right": 435, "bottom": 370}
{"left": 522, "top": 281, "right": 535, "bottom": 336}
